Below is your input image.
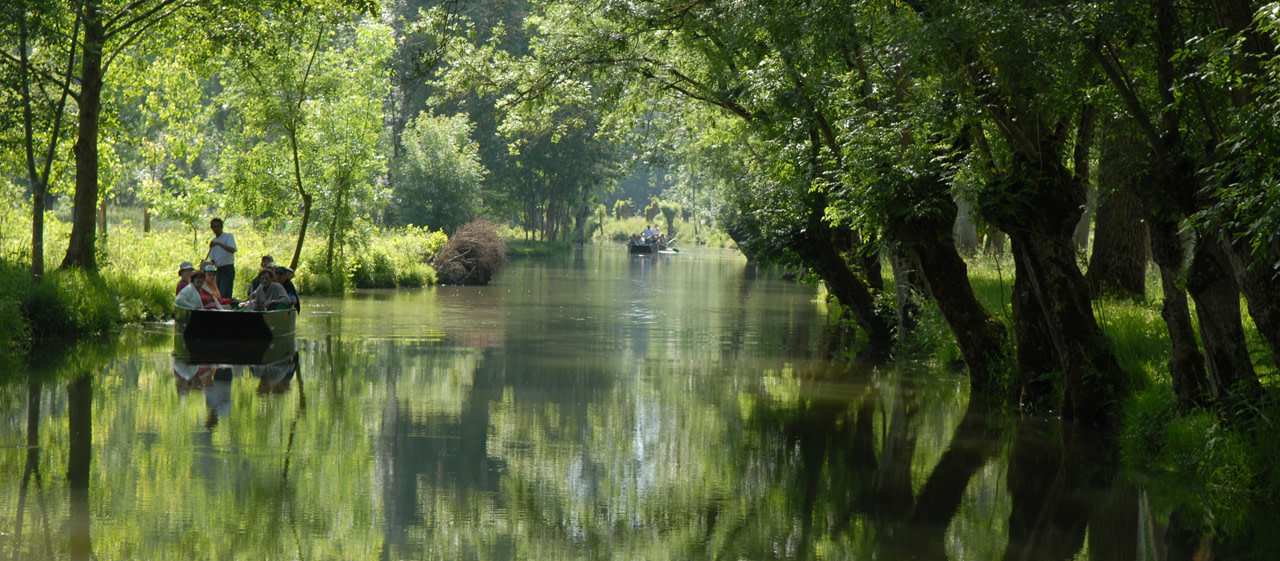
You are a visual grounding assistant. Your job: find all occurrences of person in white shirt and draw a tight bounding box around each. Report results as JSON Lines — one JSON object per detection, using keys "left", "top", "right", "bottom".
{"left": 207, "top": 217, "right": 237, "bottom": 299}
{"left": 641, "top": 225, "right": 656, "bottom": 243}
{"left": 176, "top": 272, "right": 215, "bottom": 310}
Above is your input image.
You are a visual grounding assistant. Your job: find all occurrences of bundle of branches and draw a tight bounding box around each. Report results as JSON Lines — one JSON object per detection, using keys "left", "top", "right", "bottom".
{"left": 432, "top": 220, "right": 507, "bottom": 285}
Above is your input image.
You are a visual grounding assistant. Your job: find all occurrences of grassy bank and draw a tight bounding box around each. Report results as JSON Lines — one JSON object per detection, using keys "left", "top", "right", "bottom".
{"left": 0, "top": 203, "right": 448, "bottom": 355}
{"left": 900, "top": 251, "right": 1279, "bottom": 543}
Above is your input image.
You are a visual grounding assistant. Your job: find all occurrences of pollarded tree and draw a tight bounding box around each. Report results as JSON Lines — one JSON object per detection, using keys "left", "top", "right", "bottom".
{"left": 902, "top": 0, "right": 1129, "bottom": 422}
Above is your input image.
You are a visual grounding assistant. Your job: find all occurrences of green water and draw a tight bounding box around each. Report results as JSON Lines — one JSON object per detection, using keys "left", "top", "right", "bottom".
{"left": 0, "top": 246, "right": 1264, "bottom": 559}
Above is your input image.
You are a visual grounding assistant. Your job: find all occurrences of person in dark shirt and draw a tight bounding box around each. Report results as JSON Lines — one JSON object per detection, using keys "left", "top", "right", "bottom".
{"left": 250, "top": 255, "right": 276, "bottom": 295}
{"left": 275, "top": 266, "right": 300, "bottom": 311}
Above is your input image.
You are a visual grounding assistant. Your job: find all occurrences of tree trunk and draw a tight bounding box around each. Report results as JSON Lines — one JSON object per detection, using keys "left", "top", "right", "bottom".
{"left": 953, "top": 197, "right": 978, "bottom": 256}
{"left": 1186, "top": 240, "right": 1263, "bottom": 408}
{"left": 1087, "top": 188, "right": 1149, "bottom": 300}
{"left": 97, "top": 198, "right": 107, "bottom": 236}
{"left": 288, "top": 129, "right": 310, "bottom": 271}
{"left": 889, "top": 246, "right": 922, "bottom": 338}
{"left": 794, "top": 191, "right": 894, "bottom": 358}
{"left": 1012, "top": 255, "right": 1060, "bottom": 412}
{"left": 988, "top": 152, "right": 1127, "bottom": 424}
{"left": 61, "top": 4, "right": 106, "bottom": 270}
{"left": 1224, "top": 240, "right": 1280, "bottom": 374}
{"left": 891, "top": 193, "right": 1009, "bottom": 392}
{"left": 1148, "top": 217, "right": 1210, "bottom": 409}
{"left": 1088, "top": 118, "right": 1149, "bottom": 299}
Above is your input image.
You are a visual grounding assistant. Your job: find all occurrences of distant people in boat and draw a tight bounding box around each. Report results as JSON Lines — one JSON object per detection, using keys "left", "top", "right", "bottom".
{"left": 175, "top": 261, "right": 196, "bottom": 295}
{"left": 176, "top": 271, "right": 223, "bottom": 310}
{"left": 250, "top": 255, "right": 275, "bottom": 294}
{"left": 275, "top": 266, "right": 300, "bottom": 311}
{"left": 241, "top": 268, "right": 292, "bottom": 311}
{"left": 207, "top": 217, "right": 237, "bottom": 299}
{"left": 641, "top": 224, "right": 657, "bottom": 243}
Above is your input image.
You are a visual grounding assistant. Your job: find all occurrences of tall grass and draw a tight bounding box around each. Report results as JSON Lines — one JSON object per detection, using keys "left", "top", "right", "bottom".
{"left": 0, "top": 201, "right": 449, "bottom": 350}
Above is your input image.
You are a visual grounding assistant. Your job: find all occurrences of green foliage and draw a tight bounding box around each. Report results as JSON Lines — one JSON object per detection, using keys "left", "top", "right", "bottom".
{"left": 390, "top": 111, "right": 485, "bottom": 232}
{"left": 506, "top": 239, "right": 572, "bottom": 257}
{"left": 297, "top": 225, "right": 445, "bottom": 293}
{"left": 612, "top": 199, "right": 634, "bottom": 219}
{"left": 21, "top": 268, "right": 121, "bottom": 338}
{"left": 1121, "top": 391, "right": 1261, "bottom": 535}
{"left": 598, "top": 216, "right": 649, "bottom": 243}
{"left": 106, "top": 270, "right": 175, "bottom": 323}
{"left": 0, "top": 260, "right": 32, "bottom": 358}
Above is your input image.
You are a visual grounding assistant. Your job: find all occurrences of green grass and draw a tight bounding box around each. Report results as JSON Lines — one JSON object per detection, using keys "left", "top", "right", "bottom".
{"left": 506, "top": 239, "right": 572, "bottom": 257}
{"left": 0, "top": 202, "right": 450, "bottom": 348}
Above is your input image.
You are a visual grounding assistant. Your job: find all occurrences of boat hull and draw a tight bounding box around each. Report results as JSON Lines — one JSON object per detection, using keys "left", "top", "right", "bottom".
{"left": 627, "top": 242, "right": 666, "bottom": 254}
{"left": 174, "top": 308, "right": 297, "bottom": 364}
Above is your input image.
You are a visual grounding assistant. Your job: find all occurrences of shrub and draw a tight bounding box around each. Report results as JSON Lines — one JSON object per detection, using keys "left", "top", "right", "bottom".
{"left": 433, "top": 220, "right": 506, "bottom": 285}
{"left": 21, "top": 268, "right": 120, "bottom": 338}
{"left": 0, "top": 260, "right": 32, "bottom": 357}
{"left": 599, "top": 216, "right": 648, "bottom": 243}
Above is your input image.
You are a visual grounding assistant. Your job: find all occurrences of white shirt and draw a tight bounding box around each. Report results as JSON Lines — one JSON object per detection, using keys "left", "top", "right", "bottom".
{"left": 175, "top": 284, "right": 205, "bottom": 310}
{"left": 209, "top": 232, "right": 237, "bottom": 267}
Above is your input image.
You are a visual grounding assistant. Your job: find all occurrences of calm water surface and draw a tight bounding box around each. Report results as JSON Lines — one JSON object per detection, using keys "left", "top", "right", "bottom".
{"left": 0, "top": 246, "right": 1266, "bottom": 559}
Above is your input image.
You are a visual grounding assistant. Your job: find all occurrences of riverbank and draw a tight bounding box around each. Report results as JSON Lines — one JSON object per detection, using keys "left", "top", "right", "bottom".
{"left": 0, "top": 209, "right": 448, "bottom": 357}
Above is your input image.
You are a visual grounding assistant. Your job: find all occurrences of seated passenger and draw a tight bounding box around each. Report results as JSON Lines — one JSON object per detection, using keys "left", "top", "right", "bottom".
{"left": 200, "top": 264, "right": 226, "bottom": 304}
{"left": 175, "top": 261, "right": 196, "bottom": 295}
{"left": 175, "top": 272, "right": 221, "bottom": 310}
{"left": 241, "top": 269, "right": 292, "bottom": 311}
{"left": 250, "top": 255, "right": 276, "bottom": 294}
{"left": 275, "top": 266, "right": 300, "bottom": 311}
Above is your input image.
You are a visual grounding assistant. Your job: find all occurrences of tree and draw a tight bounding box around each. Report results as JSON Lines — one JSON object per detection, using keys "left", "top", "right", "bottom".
{"left": 0, "top": 0, "right": 79, "bottom": 281}
{"left": 218, "top": 2, "right": 380, "bottom": 270}
{"left": 56, "top": 0, "right": 210, "bottom": 270}
{"left": 390, "top": 110, "right": 484, "bottom": 233}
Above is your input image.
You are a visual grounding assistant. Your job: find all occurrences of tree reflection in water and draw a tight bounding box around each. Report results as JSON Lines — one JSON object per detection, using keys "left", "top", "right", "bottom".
{"left": 0, "top": 251, "right": 1266, "bottom": 559}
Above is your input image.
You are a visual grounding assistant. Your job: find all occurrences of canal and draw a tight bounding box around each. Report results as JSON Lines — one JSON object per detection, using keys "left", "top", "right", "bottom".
{"left": 0, "top": 246, "right": 1266, "bottom": 559}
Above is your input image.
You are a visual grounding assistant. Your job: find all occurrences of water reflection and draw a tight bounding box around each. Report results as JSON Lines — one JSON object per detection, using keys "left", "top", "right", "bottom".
{"left": 0, "top": 247, "right": 1272, "bottom": 559}
{"left": 172, "top": 353, "right": 300, "bottom": 429}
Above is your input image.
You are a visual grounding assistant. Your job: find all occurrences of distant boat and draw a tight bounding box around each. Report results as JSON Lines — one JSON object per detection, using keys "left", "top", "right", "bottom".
{"left": 174, "top": 308, "right": 296, "bottom": 364}
{"left": 627, "top": 237, "right": 676, "bottom": 255}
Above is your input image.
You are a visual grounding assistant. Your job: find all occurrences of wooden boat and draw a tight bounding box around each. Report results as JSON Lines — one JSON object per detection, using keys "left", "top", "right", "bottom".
{"left": 174, "top": 308, "right": 297, "bottom": 364}
{"left": 628, "top": 241, "right": 664, "bottom": 254}
{"left": 627, "top": 237, "right": 676, "bottom": 254}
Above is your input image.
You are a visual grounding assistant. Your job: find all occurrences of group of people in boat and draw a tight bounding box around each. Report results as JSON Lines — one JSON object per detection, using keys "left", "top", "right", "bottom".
{"left": 629, "top": 224, "right": 667, "bottom": 246}
{"left": 174, "top": 218, "right": 299, "bottom": 312}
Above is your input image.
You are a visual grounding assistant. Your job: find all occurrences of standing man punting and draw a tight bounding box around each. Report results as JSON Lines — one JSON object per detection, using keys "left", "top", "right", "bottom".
{"left": 208, "top": 217, "right": 237, "bottom": 299}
